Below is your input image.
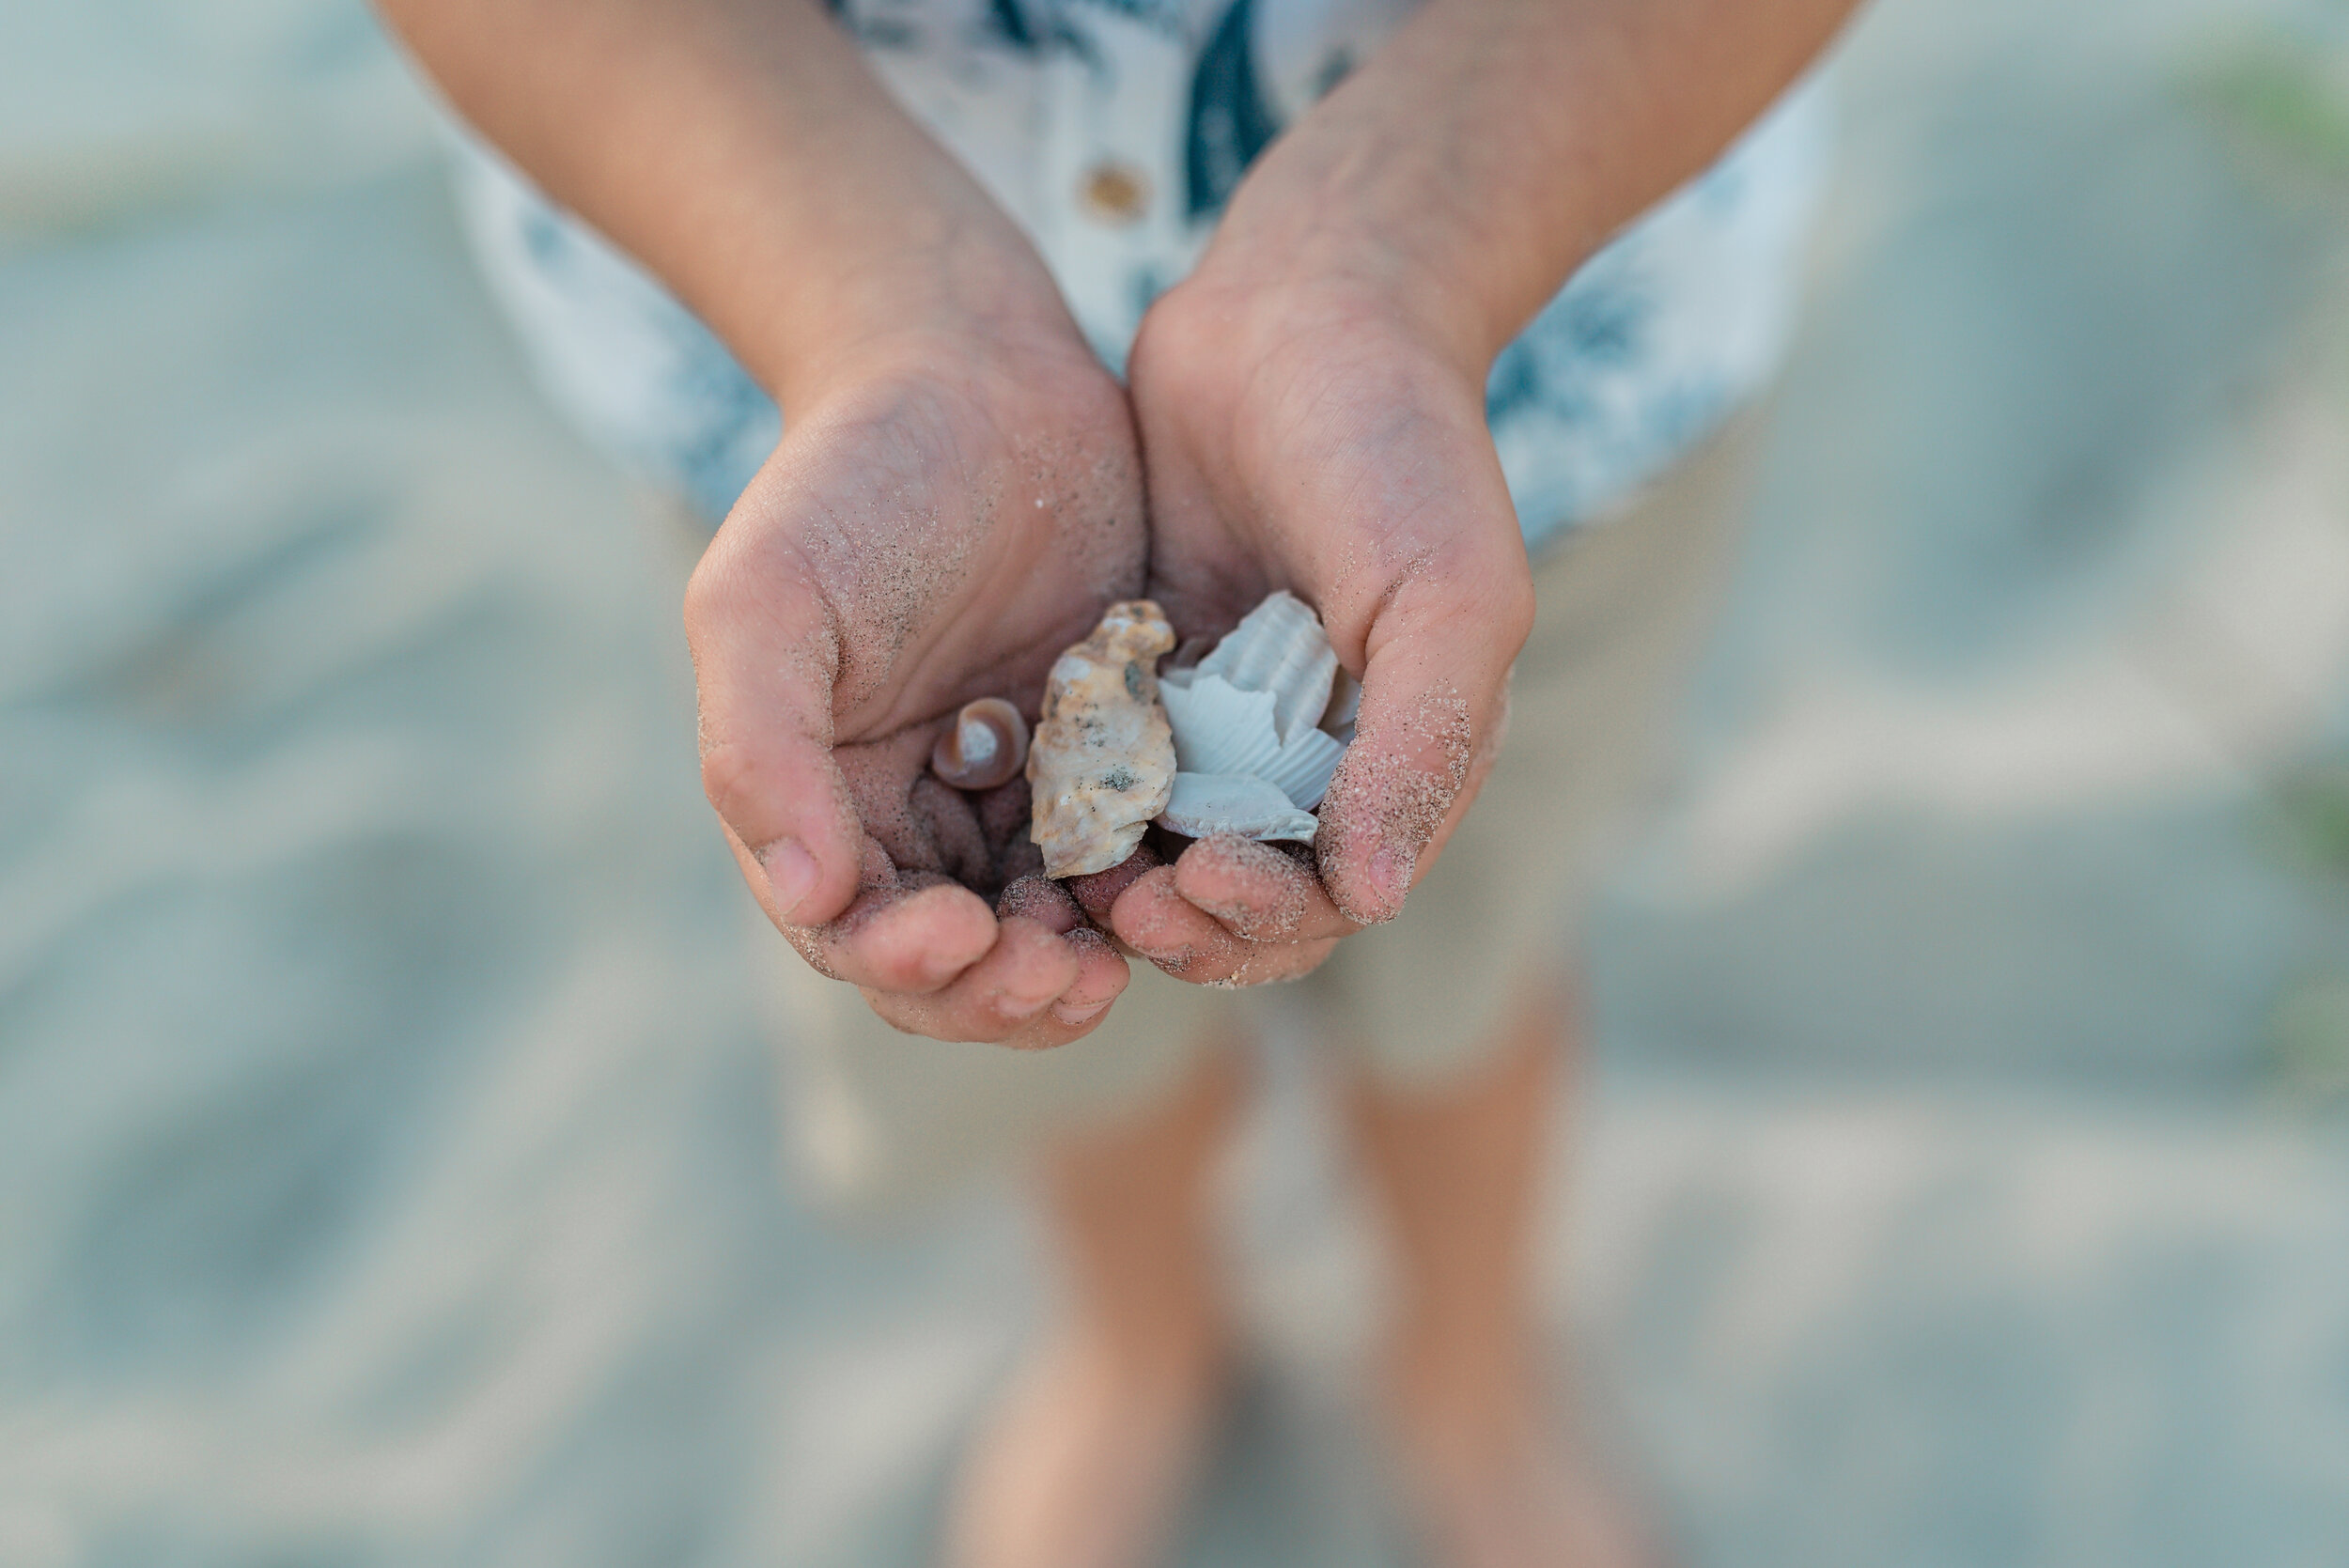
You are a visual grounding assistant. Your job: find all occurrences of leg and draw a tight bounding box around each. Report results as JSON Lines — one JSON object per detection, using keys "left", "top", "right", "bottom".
{"left": 1344, "top": 970, "right": 1660, "bottom": 1568}
{"left": 944, "top": 1040, "right": 1244, "bottom": 1568}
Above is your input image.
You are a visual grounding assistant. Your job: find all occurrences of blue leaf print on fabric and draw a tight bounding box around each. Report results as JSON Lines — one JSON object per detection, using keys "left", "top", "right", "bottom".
{"left": 1074, "top": 0, "right": 1190, "bottom": 32}
{"left": 521, "top": 209, "right": 568, "bottom": 269}
{"left": 1561, "top": 282, "right": 1645, "bottom": 365}
{"left": 667, "top": 342, "right": 778, "bottom": 525}
{"left": 985, "top": 0, "right": 1039, "bottom": 53}
{"left": 1311, "top": 49, "right": 1355, "bottom": 101}
{"left": 1185, "top": 0, "right": 1281, "bottom": 219}
{"left": 450, "top": 26, "right": 1829, "bottom": 552}
{"left": 1128, "top": 265, "right": 1172, "bottom": 324}
{"left": 1485, "top": 340, "right": 1543, "bottom": 426}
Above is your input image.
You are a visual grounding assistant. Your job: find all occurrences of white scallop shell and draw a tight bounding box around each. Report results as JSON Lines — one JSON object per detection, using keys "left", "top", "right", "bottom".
{"left": 1159, "top": 773, "right": 1318, "bottom": 843}
{"left": 1177, "top": 590, "right": 1338, "bottom": 746}
{"left": 1154, "top": 590, "right": 1352, "bottom": 842}
{"left": 1159, "top": 675, "right": 1347, "bottom": 808}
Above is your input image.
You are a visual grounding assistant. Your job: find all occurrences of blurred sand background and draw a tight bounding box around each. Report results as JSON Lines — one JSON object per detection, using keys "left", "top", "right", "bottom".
{"left": 7, "top": 0, "right": 2349, "bottom": 1562}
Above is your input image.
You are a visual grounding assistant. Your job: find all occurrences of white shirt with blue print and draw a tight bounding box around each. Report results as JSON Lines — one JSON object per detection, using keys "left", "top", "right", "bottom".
{"left": 455, "top": 0, "right": 1831, "bottom": 551}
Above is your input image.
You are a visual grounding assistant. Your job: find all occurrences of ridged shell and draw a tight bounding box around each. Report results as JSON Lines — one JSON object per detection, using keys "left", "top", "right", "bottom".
{"left": 1162, "top": 675, "right": 1346, "bottom": 809}
{"left": 1160, "top": 675, "right": 1280, "bottom": 778}
{"left": 1159, "top": 773, "right": 1317, "bottom": 843}
{"left": 1165, "top": 590, "right": 1339, "bottom": 747}
{"left": 1153, "top": 590, "right": 1353, "bottom": 842}
{"left": 1262, "top": 725, "right": 1346, "bottom": 808}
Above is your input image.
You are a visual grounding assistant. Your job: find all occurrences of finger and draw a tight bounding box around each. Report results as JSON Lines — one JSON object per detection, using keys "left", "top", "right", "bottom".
{"left": 1066, "top": 844, "right": 1163, "bottom": 926}
{"left": 995, "top": 873, "right": 1083, "bottom": 933}
{"left": 1109, "top": 864, "right": 1338, "bottom": 987}
{"left": 994, "top": 877, "right": 1133, "bottom": 1032}
{"left": 863, "top": 916, "right": 1130, "bottom": 1045}
{"left": 1314, "top": 540, "right": 1532, "bottom": 927}
{"left": 977, "top": 777, "right": 1047, "bottom": 886}
{"left": 1171, "top": 832, "right": 1358, "bottom": 943}
{"left": 1041, "top": 927, "right": 1129, "bottom": 1033}
{"left": 783, "top": 851, "right": 1001, "bottom": 993}
{"left": 1107, "top": 863, "right": 1226, "bottom": 971}
{"left": 686, "top": 521, "right": 866, "bottom": 927}
{"left": 861, "top": 915, "right": 1076, "bottom": 1041}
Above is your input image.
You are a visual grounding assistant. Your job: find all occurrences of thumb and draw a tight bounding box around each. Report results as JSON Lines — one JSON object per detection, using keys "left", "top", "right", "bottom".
{"left": 1314, "top": 555, "right": 1532, "bottom": 926}
{"left": 684, "top": 540, "right": 867, "bottom": 929}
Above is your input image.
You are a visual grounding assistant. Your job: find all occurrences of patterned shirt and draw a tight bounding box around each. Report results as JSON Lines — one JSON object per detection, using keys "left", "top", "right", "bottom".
{"left": 457, "top": 0, "right": 1830, "bottom": 549}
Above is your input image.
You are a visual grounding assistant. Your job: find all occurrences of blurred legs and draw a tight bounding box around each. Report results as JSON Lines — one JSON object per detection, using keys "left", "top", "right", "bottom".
{"left": 944, "top": 1044, "right": 1243, "bottom": 1568}
{"left": 1344, "top": 972, "right": 1660, "bottom": 1568}
{"left": 946, "top": 972, "right": 1658, "bottom": 1568}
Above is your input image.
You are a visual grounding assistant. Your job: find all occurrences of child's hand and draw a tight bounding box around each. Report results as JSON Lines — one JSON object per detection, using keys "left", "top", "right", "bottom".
{"left": 688, "top": 324, "right": 1148, "bottom": 1045}
{"left": 1071, "top": 0, "right": 1866, "bottom": 989}
{"left": 1107, "top": 272, "right": 1533, "bottom": 986}
{"left": 381, "top": 0, "right": 1169, "bottom": 1042}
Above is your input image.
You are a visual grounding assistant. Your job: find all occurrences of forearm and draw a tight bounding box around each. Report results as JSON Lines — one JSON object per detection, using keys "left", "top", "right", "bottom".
{"left": 1204, "top": 0, "right": 1864, "bottom": 368}
{"left": 377, "top": 0, "right": 1067, "bottom": 405}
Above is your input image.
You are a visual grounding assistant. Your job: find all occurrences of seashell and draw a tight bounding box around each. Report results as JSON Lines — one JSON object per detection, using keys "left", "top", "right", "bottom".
{"left": 1154, "top": 590, "right": 1353, "bottom": 842}
{"left": 1161, "top": 591, "right": 1337, "bottom": 747}
{"left": 1158, "top": 772, "right": 1318, "bottom": 843}
{"left": 931, "top": 697, "right": 1029, "bottom": 790}
{"left": 1028, "top": 600, "right": 1177, "bottom": 877}
{"left": 1160, "top": 676, "right": 1345, "bottom": 808}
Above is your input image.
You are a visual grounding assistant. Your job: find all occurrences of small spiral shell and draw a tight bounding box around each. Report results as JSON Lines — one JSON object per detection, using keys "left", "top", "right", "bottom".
{"left": 931, "top": 697, "right": 1030, "bottom": 790}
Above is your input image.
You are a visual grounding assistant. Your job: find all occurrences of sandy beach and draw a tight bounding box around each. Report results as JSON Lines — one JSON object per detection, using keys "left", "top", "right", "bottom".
{"left": 6, "top": 0, "right": 2349, "bottom": 1561}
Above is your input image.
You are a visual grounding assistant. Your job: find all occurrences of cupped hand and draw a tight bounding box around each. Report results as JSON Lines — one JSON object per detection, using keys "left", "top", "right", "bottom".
{"left": 686, "top": 326, "right": 1147, "bottom": 1045}
{"left": 1112, "top": 275, "right": 1534, "bottom": 986}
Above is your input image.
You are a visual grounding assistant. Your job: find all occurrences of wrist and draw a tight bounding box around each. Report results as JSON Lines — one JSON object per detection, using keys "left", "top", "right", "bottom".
{"left": 1184, "top": 154, "right": 1539, "bottom": 384}
{"left": 1174, "top": 0, "right": 1636, "bottom": 376}
{"left": 732, "top": 197, "right": 1085, "bottom": 414}
{"left": 1151, "top": 247, "right": 1490, "bottom": 412}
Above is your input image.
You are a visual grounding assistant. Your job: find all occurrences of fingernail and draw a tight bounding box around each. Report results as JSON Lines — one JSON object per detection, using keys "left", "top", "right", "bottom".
{"left": 997, "top": 985, "right": 1061, "bottom": 1020}
{"left": 759, "top": 839, "right": 818, "bottom": 918}
{"left": 1367, "top": 846, "right": 1415, "bottom": 914}
{"left": 1051, "top": 997, "right": 1112, "bottom": 1026}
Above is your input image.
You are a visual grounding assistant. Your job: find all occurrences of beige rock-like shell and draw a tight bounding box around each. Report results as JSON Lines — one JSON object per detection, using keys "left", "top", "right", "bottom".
{"left": 1028, "top": 601, "right": 1177, "bottom": 877}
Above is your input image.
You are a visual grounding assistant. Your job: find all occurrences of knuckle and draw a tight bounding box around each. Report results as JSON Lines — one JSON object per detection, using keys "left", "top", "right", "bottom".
{"left": 880, "top": 1007, "right": 952, "bottom": 1040}
{"left": 698, "top": 737, "right": 774, "bottom": 833}
{"left": 1491, "top": 568, "right": 1536, "bottom": 650}
{"left": 1128, "top": 289, "right": 1230, "bottom": 405}
{"left": 1402, "top": 537, "right": 1533, "bottom": 658}
{"left": 782, "top": 924, "right": 838, "bottom": 979}
{"left": 679, "top": 550, "right": 740, "bottom": 644}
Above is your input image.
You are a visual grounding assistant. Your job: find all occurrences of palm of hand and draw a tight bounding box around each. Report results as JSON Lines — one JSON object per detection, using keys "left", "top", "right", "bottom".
{"left": 687, "top": 333, "right": 1148, "bottom": 1041}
